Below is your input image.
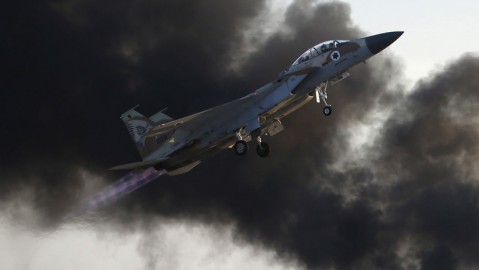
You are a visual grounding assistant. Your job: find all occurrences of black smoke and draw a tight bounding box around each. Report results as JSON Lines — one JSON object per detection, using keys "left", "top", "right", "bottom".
{"left": 2, "top": 0, "right": 479, "bottom": 269}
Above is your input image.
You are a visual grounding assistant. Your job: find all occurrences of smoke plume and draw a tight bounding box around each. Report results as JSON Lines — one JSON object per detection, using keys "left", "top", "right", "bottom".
{"left": 2, "top": 0, "right": 479, "bottom": 269}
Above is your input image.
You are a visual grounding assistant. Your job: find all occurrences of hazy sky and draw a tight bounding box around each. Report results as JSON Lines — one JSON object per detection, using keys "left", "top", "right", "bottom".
{"left": 2, "top": 1, "right": 479, "bottom": 270}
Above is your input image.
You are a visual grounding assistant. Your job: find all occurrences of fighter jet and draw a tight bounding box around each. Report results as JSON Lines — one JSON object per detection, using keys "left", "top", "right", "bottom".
{"left": 111, "top": 31, "right": 403, "bottom": 175}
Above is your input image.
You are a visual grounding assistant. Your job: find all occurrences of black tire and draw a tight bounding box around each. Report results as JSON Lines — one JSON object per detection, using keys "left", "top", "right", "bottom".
{"left": 256, "top": 142, "right": 270, "bottom": 157}
{"left": 233, "top": 140, "right": 248, "bottom": 155}
{"left": 323, "top": 106, "right": 332, "bottom": 116}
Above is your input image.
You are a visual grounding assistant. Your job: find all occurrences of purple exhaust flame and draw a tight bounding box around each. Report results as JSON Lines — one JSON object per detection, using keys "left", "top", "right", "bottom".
{"left": 66, "top": 167, "right": 166, "bottom": 219}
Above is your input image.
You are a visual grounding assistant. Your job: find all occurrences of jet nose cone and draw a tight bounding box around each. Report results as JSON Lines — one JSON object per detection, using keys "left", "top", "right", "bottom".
{"left": 365, "top": 31, "right": 403, "bottom": 54}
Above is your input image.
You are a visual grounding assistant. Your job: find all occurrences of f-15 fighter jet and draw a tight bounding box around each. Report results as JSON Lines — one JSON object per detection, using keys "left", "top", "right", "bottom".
{"left": 111, "top": 32, "right": 403, "bottom": 175}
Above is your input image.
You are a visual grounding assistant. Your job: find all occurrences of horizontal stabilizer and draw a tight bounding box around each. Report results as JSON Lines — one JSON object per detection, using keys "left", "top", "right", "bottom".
{"left": 109, "top": 158, "right": 168, "bottom": 170}
{"left": 150, "top": 108, "right": 174, "bottom": 123}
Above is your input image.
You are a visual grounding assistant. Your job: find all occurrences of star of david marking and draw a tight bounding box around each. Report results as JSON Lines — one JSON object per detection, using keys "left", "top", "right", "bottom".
{"left": 331, "top": 51, "right": 340, "bottom": 61}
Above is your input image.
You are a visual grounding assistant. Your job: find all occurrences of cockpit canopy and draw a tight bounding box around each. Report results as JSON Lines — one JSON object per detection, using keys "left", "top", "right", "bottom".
{"left": 291, "top": 40, "right": 348, "bottom": 66}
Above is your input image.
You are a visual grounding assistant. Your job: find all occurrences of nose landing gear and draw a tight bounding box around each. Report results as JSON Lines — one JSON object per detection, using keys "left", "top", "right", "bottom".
{"left": 323, "top": 105, "right": 332, "bottom": 116}
{"left": 315, "top": 82, "right": 332, "bottom": 116}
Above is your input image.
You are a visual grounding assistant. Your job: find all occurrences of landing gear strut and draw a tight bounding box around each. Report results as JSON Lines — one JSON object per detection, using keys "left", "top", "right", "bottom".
{"left": 315, "top": 82, "right": 332, "bottom": 116}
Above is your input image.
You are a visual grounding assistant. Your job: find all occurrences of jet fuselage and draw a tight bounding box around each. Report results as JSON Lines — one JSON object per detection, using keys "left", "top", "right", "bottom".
{"left": 113, "top": 32, "right": 403, "bottom": 175}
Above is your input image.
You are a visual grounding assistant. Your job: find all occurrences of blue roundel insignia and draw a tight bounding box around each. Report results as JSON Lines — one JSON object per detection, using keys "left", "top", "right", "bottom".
{"left": 331, "top": 51, "right": 341, "bottom": 61}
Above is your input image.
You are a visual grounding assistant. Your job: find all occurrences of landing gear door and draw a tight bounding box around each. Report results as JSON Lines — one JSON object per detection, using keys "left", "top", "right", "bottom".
{"left": 267, "top": 119, "right": 284, "bottom": 136}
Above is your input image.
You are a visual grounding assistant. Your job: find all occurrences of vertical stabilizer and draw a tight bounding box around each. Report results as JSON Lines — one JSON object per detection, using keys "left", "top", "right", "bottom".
{"left": 120, "top": 106, "right": 154, "bottom": 160}
{"left": 120, "top": 106, "right": 176, "bottom": 161}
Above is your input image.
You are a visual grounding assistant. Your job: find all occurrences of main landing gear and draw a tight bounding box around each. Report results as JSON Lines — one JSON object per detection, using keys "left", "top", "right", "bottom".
{"left": 315, "top": 82, "right": 332, "bottom": 116}
{"left": 255, "top": 136, "right": 270, "bottom": 158}
{"left": 233, "top": 140, "right": 248, "bottom": 155}
{"left": 233, "top": 132, "right": 270, "bottom": 157}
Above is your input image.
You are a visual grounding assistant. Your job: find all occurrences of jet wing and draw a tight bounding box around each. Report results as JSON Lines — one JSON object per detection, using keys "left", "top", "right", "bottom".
{"left": 148, "top": 75, "right": 309, "bottom": 145}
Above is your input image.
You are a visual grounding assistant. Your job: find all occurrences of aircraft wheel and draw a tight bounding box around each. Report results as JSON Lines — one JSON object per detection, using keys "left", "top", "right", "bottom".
{"left": 234, "top": 140, "right": 248, "bottom": 155}
{"left": 323, "top": 106, "right": 332, "bottom": 116}
{"left": 256, "top": 142, "right": 270, "bottom": 158}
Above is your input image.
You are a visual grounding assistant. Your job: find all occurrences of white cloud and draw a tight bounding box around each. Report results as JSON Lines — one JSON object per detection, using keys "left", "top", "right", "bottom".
{"left": 0, "top": 168, "right": 301, "bottom": 270}
{"left": 0, "top": 214, "right": 301, "bottom": 270}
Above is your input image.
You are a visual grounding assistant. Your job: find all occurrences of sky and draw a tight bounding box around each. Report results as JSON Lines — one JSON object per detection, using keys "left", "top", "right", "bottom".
{"left": 347, "top": 0, "right": 479, "bottom": 84}
{"left": 1, "top": 0, "right": 479, "bottom": 269}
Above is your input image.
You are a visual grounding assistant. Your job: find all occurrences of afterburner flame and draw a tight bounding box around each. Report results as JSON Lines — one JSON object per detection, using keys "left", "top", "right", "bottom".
{"left": 66, "top": 167, "right": 166, "bottom": 218}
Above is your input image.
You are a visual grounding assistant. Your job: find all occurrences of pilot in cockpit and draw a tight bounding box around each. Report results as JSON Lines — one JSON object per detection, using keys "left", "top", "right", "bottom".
{"left": 320, "top": 44, "right": 328, "bottom": 53}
